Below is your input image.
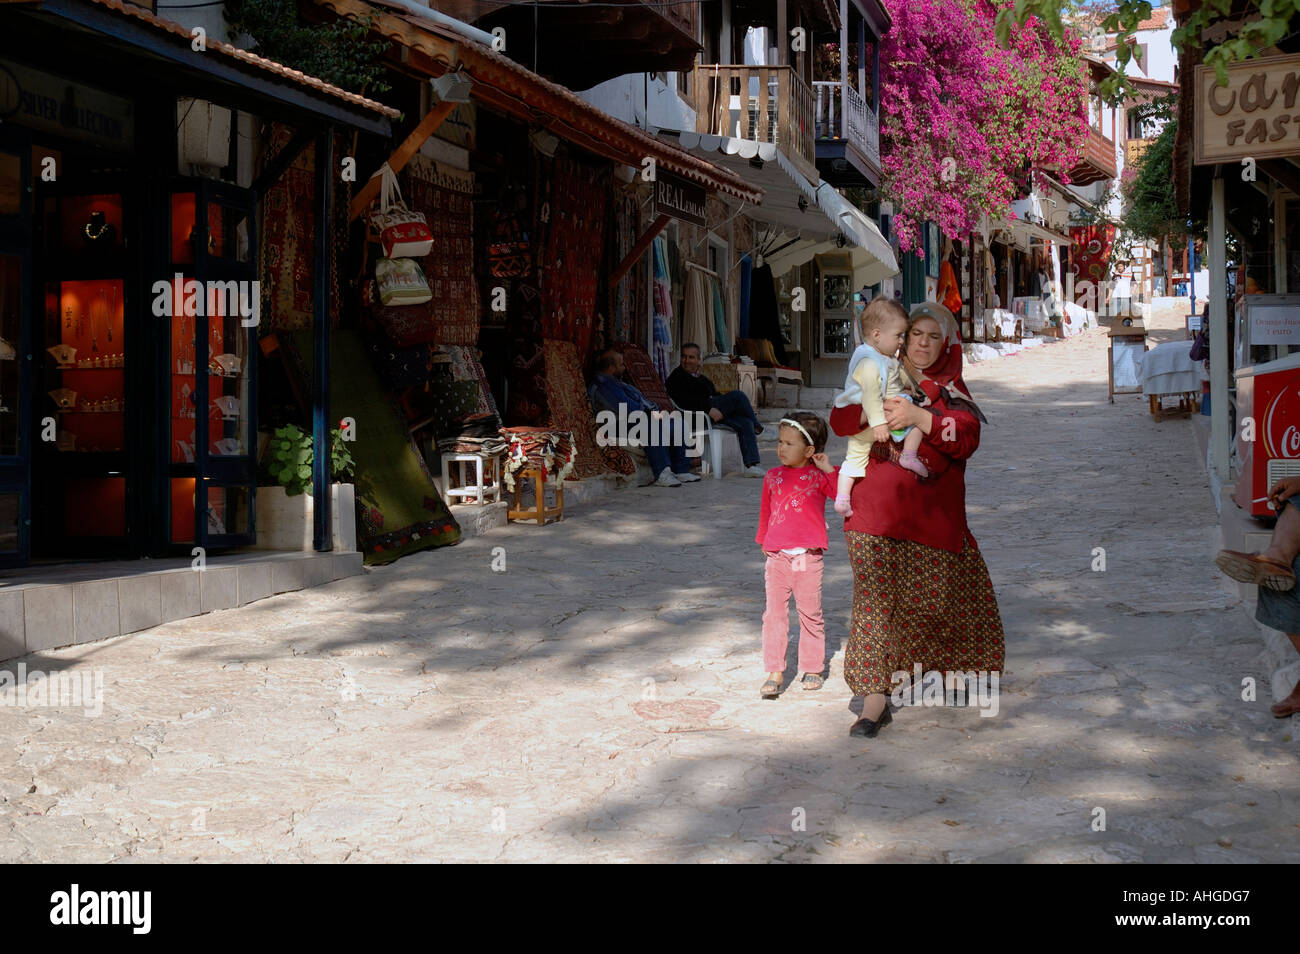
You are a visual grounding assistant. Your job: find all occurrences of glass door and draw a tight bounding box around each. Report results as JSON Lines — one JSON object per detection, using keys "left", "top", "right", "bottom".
{"left": 166, "top": 179, "right": 257, "bottom": 549}
{"left": 0, "top": 128, "right": 31, "bottom": 566}
{"left": 32, "top": 172, "right": 135, "bottom": 558}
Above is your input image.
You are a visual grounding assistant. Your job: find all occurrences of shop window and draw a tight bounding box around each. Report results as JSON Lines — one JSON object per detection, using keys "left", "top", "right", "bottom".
{"left": 45, "top": 278, "right": 126, "bottom": 454}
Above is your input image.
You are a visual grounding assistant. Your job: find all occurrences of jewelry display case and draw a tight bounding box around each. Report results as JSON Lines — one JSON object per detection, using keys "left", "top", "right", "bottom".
{"left": 166, "top": 180, "right": 256, "bottom": 546}
{"left": 35, "top": 181, "right": 132, "bottom": 546}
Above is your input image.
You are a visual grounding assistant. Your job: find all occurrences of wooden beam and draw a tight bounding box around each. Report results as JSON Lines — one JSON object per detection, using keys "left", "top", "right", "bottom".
{"left": 1259, "top": 159, "right": 1300, "bottom": 199}
{"left": 611, "top": 214, "right": 671, "bottom": 286}
{"left": 348, "top": 100, "right": 457, "bottom": 222}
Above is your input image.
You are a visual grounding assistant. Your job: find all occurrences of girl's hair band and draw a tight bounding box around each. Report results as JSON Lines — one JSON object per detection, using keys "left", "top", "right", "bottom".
{"left": 780, "top": 418, "right": 814, "bottom": 447}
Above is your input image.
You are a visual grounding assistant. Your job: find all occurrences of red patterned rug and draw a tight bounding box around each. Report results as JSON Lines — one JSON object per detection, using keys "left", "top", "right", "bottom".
{"left": 613, "top": 342, "right": 673, "bottom": 411}
{"left": 543, "top": 339, "right": 633, "bottom": 479}
{"left": 403, "top": 155, "right": 479, "bottom": 346}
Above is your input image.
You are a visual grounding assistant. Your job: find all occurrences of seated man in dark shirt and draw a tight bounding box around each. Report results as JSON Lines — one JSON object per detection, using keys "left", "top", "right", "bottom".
{"left": 665, "top": 343, "right": 765, "bottom": 478}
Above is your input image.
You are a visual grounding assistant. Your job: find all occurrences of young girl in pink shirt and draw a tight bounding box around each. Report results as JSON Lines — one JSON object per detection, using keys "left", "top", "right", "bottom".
{"left": 755, "top": 412, "right": 838, "bottom": 699}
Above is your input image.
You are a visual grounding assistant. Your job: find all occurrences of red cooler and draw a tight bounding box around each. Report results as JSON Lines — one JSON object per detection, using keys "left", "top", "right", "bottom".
{"left": 1235, "top": 352, "right": 1300, "bottom": 515}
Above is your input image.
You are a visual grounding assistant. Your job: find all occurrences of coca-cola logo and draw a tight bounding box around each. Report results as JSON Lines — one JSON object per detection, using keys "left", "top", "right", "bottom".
{"left": 1262, "top": 376, "right": 1300, "bottom": 458}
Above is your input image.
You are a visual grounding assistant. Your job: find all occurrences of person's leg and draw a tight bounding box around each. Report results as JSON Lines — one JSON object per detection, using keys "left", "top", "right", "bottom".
{"left": 792, "top": 552, "right": 826, "bottom": 676}
{"left": 643, "top": 442, "right": 668, "bottom": 476}
{"left": 898, "top": 426, "right": 928, "bottom": 477}
{"left": 710, "top": 390, "right": 762, "bottom": 430}
{"left": 1273, "top": 633, "right": 1300, "bottom": 717}
{"left": 762, "top": 553, "right": 794, "bottom": 679}
{"left": 1262, "top": 497, "right": 1300, "bottom": 566}
{"left": 724, "top": 418, "right": 761, "bottom": 467}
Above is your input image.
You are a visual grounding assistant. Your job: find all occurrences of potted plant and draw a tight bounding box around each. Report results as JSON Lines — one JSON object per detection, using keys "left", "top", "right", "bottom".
{"left": 255, "top": 424, "right": 359, "bottom": 551}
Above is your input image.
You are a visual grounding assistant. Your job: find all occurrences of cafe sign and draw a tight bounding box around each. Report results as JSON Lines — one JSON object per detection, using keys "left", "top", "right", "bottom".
{"left": 653, "top": 169, "right": 706, "bottom": 227}
{"left": 1195, "top": 54, "right": 1300, "bottom": 164}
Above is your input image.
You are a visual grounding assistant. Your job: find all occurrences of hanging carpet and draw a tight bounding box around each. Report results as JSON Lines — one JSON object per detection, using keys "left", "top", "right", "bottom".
{"left": 505, "top": 281, "right": 548, "bottom": 425}
{"left": 541, "top": 157, "right": 607, "bottom": 360}
{"left": 400, "top": 155, "right": 480, "bottom": 346}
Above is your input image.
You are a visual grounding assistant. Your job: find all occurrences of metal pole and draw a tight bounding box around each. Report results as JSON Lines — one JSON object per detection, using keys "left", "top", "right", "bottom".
{"left": 312, "top": 128, "right": 334, "bottom": 551}
{"left": 1209, "top": 176, "right": 1230, "bottom": 483}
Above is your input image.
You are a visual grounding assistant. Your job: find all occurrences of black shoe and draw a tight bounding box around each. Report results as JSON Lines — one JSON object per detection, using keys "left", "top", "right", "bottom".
{"left": 849, "top": 705, "right": 893, "bottom": 738}
{"left": 754, "top": 422, "right": 764, "bottom": 435}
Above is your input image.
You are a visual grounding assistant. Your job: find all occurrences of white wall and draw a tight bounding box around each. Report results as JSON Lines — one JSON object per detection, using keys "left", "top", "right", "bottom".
{"left": 579, "top": 73, "right": 696, "bottom": 133}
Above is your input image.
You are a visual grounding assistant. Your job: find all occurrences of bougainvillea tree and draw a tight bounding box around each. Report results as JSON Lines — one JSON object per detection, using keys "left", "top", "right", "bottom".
{"left": 879, "top": 0, "right": 1089, "bottom": 254}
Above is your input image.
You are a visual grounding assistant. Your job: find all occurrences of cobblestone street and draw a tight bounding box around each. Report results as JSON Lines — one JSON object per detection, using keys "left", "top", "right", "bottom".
{"left": 3, "top": 319, "right": 1296, "bottom": 863}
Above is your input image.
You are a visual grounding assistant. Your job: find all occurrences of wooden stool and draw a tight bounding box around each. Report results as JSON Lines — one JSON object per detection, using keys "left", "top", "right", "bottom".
{"left": 507, "top": 467, "right": 563, "bottom": 525}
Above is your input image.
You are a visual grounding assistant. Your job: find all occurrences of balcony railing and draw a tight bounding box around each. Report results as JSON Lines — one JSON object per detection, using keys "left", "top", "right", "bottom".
{"left": 813, "top": 80, "right": 880, "bottom": 170}
{"left": 1068, "top": 127, "right": 1118, "bottom": 184}
{"left": 692, "top": 64, "right": 816, "bottom": 177}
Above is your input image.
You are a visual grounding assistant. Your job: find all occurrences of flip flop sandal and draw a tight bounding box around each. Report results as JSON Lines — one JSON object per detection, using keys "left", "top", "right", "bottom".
{"left": 801, "top": 673, "right": 824, "bottom": 690}
{"left": 760, "top": 676, "right": 782, "bottom": 699}
{"left": 1215, "top": 550, "right": 1297, "bottom": 591}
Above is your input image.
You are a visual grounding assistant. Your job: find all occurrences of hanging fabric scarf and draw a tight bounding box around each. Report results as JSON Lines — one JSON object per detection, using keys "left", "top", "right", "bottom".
{"left": 710, "top": 275, "right": 730, "bottom": 354}
{"left": 651, "top": 236, "right": 674, "bottom": 380}
{"left": 683, "top": 266, "right": 711, "bottom": 354}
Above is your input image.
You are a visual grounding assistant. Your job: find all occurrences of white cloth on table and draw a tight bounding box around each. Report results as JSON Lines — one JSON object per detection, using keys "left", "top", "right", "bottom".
{"left": 1137, "top": 340, "right": 1199, "bottom": 396}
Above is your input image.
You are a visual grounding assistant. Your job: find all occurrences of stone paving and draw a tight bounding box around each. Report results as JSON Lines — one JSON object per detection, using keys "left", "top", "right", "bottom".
{"left": 1, "top": 315, "right": 1297, "bottom": 863}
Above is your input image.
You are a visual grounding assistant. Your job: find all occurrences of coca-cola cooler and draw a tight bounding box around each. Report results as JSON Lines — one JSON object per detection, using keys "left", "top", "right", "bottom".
{"left": 1235, "top": 351, "right": 1300, "bottom": 515}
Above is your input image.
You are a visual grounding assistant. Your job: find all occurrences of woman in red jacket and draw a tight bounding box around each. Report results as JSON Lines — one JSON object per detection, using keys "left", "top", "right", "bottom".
{"left": 828, "top": 300, "right": 1005, "bottom": 738}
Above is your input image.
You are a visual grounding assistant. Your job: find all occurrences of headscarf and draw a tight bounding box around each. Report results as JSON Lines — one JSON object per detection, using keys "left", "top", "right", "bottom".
{"left": 905, "top": 301, "right": 987, "bottom": 423}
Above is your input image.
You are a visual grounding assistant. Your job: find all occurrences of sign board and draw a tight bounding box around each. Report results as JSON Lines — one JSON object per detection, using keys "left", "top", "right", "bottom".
{"left": 1246, "top": 295, "right": 1300, "bottom": 346}
{"left": 653, "top": 169, "right": 706, "bottom": 227}
{"left": 1195, "top": 54, "right": 1300, "bottom": 164}
{"left": 0, "top": 59, "right": 133, "bottom": 151}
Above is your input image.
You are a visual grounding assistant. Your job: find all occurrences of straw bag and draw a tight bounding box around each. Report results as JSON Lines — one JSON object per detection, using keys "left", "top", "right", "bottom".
{"left": 368, "top": 163, "right": 434, "bottom": 259}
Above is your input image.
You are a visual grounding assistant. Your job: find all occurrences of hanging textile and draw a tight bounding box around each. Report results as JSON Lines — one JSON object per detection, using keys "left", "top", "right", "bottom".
{"left": 1068, "top": 224, "right": 1117, "bottom": 304}
{"left": 738, "top": 255, "right": 752, "bottom": 340}
{"left": 683, "top": 266, "right": 712, "bottom": 353}
{"left": 543, "top": 339, "right": 634, "bottom": 479}
{"left": 402, "top": 156, "right": 479, "bottom": 346}
{"left": 651, "top": 236, "right": 674, "bottom": 380}
{"left": 541, "top": 158, "right": 607, "bottom": 360}
{"left": 505, "top": 281, "right": 548, "bottom": 425}
{"left": 748, "top": 263, "right": 788, "bottom": 364}
{"left": 710, "top": 275, "right": 731, "bottom": 354}
{"left": 260, "top": 122, "right": 341, "bottom": 331}
{"left": 611, "top": 192, "right": 638, "bottom": 343}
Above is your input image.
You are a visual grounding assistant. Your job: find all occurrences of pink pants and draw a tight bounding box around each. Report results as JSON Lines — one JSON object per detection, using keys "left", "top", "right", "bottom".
{"left": 762, "top": 550, "right": 826, "bottom": 673}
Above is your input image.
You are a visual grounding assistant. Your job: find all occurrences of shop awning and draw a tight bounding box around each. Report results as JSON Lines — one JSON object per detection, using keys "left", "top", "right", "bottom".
{"left": 663, "top": 131, "right": 898, "bottom": 286}
{"left": 1011, "top": 219, "right": 1074, "bottom": 247}
{"left": 313, "top": 0, "right": 763, "bottom": 204}
{"left": 4, "top": 0, "right": 399, "bottom": 134}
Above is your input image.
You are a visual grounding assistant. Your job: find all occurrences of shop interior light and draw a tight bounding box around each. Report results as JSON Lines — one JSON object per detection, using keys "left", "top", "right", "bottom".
{"left": 431, "top": 72, "right": 474, "bottom": 104}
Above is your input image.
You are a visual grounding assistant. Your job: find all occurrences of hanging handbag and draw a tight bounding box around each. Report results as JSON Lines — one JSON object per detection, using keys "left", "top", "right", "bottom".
{"left": 368, "top": 163, "right": 434, "bottom": 259}
{"left": 375, "top": 256, "right": 432, "bottom": 306}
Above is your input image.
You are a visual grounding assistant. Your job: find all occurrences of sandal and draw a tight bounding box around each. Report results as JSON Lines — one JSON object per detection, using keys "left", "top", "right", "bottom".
{"left": 760, "top": 675, "right": 782, "bottom": 699}
{"left": 801, "top": 673, "right": 824, "bottom": 691}
{"left": 1215, "top": 550, "right": 1297, "bottom": 591}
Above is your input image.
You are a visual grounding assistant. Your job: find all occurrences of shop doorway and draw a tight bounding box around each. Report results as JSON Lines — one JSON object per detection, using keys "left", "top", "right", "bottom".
{"left": 29, "top": 169, "right": 259, "bottom": 563}
{"left": 0, "top": 126, "right": 32, "bottom": 567}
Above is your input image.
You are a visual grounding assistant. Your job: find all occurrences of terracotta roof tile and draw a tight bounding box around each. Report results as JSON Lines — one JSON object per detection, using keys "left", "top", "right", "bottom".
{"left": 84, "top": 0, "right": 400, "bottom": 117}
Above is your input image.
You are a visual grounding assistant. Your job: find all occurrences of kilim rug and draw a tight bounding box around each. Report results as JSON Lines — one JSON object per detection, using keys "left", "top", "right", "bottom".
{"left": 441, "top": 345, "right": 500, "bottom": 421}
{"left": 612, "top": 342, "right": 673, "bottom": 412}
{"left": 404, "top": 155, "right": 479, "bottom": 346}
{"left": 505, "top": 282, "right": 547, "bottom": 426}
{"left": 543, "top": 338, "right": 633, "bottom": 479}
{"left": 286, "top": 330, "right": 460, "bottom": 564}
